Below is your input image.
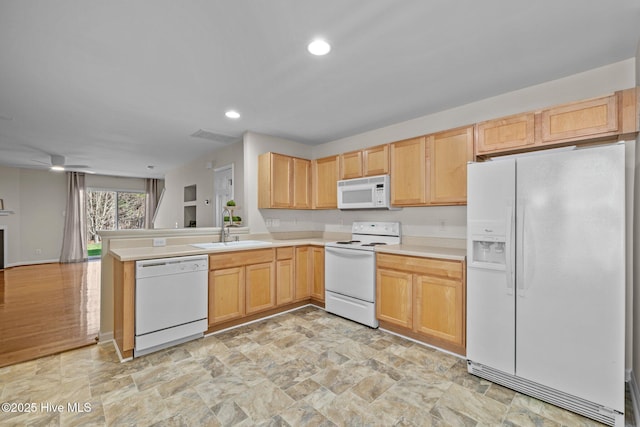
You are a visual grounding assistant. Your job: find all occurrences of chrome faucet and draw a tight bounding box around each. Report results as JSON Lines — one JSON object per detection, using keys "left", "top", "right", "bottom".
{"left": 221, "top": 207, "right": 231, "bottom": 243}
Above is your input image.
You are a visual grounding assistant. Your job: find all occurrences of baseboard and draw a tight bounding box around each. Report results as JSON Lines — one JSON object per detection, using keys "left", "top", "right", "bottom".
{"left": 99, "top": 331, "right": 114, "bottom": 343}
{"left": 629, "top": 370, "right": 640, "bottom": 427}
{"left": 6, "top": 258, "right": 59, "bottom": 268}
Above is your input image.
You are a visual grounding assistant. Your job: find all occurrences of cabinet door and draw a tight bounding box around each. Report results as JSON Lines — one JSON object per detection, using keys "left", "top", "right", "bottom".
{"left": 294, "top": 246, "right": 311, "bottom": 301}
{"left": 311, "top": 246, "right": 324, "bottom": 301}
{"left": 209, "top": 267, "right": 245, "bottom": 325}
{"left": 540, "top": 94, "right": 618, "bottom": 143}
{"left": 245, "top": 262, "right": 276, "bottom": 314}
{"left": 376, "top": 268, "right": 413, "bottom": 328}
{"left": 340, "top": 150, "right": 363, "bottom": 179}
{"left": 292, "top": 157, "right": 312, "bottom": 209}
{"left": 414, "top": 274, "right": 464, "bottom": 347}
{"left": 390, "top": 137, "right": 427, "bottom": 206}
{"left": 476, "top": 113, "right": 535, "bottom": 155}
{"left": 428, "top": 126, "right": 474, "bottom": 205}
{"left": 363, "top": 144, "right": 389, "bottom": 176}
{"left": 276, "top": 258, "right": 294, "bottom": 305}
{"left": 312, "top": 156, "right": 339, "bottom": 209}
{"left": 271, "top": 153, "right": 293, "bottom": 208}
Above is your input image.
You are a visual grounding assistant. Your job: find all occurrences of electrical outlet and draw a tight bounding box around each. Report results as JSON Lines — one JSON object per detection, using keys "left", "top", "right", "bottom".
{"left": 35, "top": 248, "right": 42, "bottom": 255}
{"left": 272, "top": 218, "right": 280, "bottom": 227}
{"left": 439, "top": 220, "right": 446, "bottom": 231}
{"left": 153, "top": 238, "right": 166, "bottom": 247}
{"left": 265, "top": 219, "right": 272, "bottom": 227}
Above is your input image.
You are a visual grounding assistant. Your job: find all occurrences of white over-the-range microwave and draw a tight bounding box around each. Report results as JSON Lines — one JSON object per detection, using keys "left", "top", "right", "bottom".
{"left": 337, "top": 174, "right": 393, "bottom": 209}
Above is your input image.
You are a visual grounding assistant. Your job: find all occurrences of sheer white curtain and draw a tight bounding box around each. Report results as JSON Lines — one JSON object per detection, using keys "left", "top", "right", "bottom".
{"left": 144, "top": 178, "right": 160, "bottom": 229}
{"left": 60, "top": 172, "right": 87, "bottom": 263}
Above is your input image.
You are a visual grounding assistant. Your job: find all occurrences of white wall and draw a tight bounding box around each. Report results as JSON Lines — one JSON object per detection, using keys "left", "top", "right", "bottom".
{"left": 307, "top": 59, "right": 637, "bottom": 241}
{"left": 0, "top": 168, "right": 153, "bottom": 266}
{"left": 154, "top": 141, "right": 243, "bottom": 229}
{"left": 0, "top": 167, "right": 66, "bottom": 266}
{"left": 85, "top": 174, "right": 147, "bottom": 192}
{"left": 243, "top": 131, "right": 314, "bottom": 234}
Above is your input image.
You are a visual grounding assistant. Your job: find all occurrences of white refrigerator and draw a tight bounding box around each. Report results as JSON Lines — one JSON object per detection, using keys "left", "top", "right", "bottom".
{"left": 466, "top": 143, "right": 625, "bottom": 426}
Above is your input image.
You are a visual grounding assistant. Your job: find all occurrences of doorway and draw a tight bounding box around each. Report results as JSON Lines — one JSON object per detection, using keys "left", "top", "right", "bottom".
{"left": 213, "top": 165, "right": 234, "bottom": 227}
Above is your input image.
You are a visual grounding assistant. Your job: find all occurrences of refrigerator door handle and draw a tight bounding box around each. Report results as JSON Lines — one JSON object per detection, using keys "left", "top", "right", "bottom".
{"left": 517, "top": 203, "right": 525, "bottom": 296}
{"left": 505, "top": 205, "right": 515, "bottom": 295}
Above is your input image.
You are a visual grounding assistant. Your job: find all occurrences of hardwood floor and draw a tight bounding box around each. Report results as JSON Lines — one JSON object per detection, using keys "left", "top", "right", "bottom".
{"left": 0, "top": 261, "right": 100, "bottom": 368}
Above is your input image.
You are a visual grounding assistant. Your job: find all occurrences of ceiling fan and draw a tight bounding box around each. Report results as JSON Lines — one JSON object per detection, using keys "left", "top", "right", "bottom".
{"left": 35, "top": 154, "right": 91, "bottom": 172}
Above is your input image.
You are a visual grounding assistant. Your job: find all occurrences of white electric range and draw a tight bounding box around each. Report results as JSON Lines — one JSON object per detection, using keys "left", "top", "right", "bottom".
{"left": 324, "top": 221, "right": 401, "bottom": 328}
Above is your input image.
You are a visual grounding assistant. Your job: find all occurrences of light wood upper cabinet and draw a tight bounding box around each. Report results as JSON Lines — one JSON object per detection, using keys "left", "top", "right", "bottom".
{"left": 292, "top": 157, "right": 311, "bottom": 209}
{"left": 475, "top": 88, "right": 638, "bottom": 156}
{"left": 540, "top": 94, "right": 618, "bottom": 143}
{"left": 390, "top": 137, "right": 427, "bottom": 206}
{"left": 428, "top": 126, "right": 474, "bottom": 205}
{"left": 340, "top": 145, "right": 389, "bottom": 180}
{"left": 363, "top": 144, "right": 390, "bottom": 176}
{"left": 340, "top": 150, "right": 363, "bottom": 179}
{"left": 312, "top": 155, "right": 339, "bottom": 209}
{"left": 258, "top": 152, "right": 291, "bottom": 208}
{"left": 476, "top": 113, "right": 535, "bottom": 155}
{"left": 258, "top": 152, "right": 310, "bottom": 209}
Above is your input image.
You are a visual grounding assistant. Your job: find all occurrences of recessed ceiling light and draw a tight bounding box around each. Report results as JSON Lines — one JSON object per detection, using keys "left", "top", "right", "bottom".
{"left": 50, "top": 166, "right": 65, "bottom": 172}
{"left": 225, "top": 110, "right": 240, "bottom": 119}
{"left": 308, "top": 39, "right": 331, "bottom": 56}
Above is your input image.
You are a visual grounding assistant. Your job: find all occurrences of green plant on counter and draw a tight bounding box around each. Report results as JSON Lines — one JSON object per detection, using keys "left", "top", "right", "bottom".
{"left": 223, "top": 216, "right": 242, "bottom": 222}
{"left": 226, "top": 200, "right": 236, "bottom": 207}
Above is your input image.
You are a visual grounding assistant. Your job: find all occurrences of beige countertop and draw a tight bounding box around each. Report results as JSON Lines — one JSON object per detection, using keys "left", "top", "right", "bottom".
{"left": 109, "top": 238, "right": 466, "bottom": 262}
{"left": 375, "top": 244, "right": 466, "bottom": 261}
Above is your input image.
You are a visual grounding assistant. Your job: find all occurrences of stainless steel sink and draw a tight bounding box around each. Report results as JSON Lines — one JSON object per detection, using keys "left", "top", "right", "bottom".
{"left": 190, "top": 240, "right": 272, "bottom": 250}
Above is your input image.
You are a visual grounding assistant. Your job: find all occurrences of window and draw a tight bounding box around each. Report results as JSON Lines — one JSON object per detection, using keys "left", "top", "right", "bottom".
{"left": 86, "top": 190, "right": 146, "bottom": 257}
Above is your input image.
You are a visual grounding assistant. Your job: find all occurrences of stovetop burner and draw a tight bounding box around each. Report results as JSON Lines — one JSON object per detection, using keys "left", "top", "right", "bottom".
{"left": 361, "top": 242, "right": 387, "bottom": 247}
{"left": 337, "top": 240, "right": 361, "bottom": 244}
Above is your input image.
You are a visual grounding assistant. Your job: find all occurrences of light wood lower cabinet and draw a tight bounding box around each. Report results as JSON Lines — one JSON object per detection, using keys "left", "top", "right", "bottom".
{"left": 209, "top": 267, "right": 245, "bottom": 324}
{"left": 245, "top": 262, "right": 276, "bottom": 314}
{"left": 376, "top": 268, "right": 413, "bottom": 328}
{"left": 311, "top": 246, "right": 324, "bottom": 301}
{"left": 294, "top": 246, "right": 310, "bottom": 301}
{"left": 208, "top": 248, "right": 275, "bottom": 326}
{"left": 276, "top": 247, "right": 295, "bottom": 305}
{"left": 294, "top": 245, "right": 325, "bottom": 302}
{"left": 376, "top": 253, "right": 466, "bottom": 355}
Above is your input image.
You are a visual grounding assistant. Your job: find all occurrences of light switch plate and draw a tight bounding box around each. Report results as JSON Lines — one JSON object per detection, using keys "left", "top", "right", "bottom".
{"left": 153, "top": 237, "right": 166, "bottom": 247}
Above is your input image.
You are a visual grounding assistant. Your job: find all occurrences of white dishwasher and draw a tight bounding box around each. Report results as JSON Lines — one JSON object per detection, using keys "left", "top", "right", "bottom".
{"left": 135, "top": 255, "right": 208, "bottom": 357}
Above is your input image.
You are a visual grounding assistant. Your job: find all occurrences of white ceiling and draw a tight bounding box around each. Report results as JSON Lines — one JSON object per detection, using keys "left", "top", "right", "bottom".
{"left": 0, "top": 1, "right": 638, "bottom": 178}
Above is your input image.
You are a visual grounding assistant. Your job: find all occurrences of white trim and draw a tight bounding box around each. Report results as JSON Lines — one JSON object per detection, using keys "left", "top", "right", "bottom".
{"left": 6, "top": 258, "right": 60, "bottom": 268}
{"left": 0, "top": 225, "right": 6, "bottom": 269}
{"left": 629, "top": 370, "right": 640, "bottom": 427}
{"left": 379, "top": 327, "right": 465, "bottom": 360}
{"left": 205, "top": 304, "right": 320, "bottom": 337}
{"left": 98, "top": 331, "right": 114, "bottom": 343}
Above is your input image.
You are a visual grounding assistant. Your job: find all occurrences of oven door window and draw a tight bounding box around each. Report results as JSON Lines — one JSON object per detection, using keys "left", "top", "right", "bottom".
{"left": 342, "top": 188, "right": 373, "bottom": 204}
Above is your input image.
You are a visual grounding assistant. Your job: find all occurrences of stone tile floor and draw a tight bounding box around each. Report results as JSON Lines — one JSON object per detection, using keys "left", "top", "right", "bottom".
{"left": 0, "top": 306, "right": 633, "bottom": 426}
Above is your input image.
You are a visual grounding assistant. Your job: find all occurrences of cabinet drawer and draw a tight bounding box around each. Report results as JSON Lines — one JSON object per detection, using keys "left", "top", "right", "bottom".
{"left": 276, "top": 246, "right": 294, "bottom": 260}
{"left": 209, "top": 248, "right": 274, "bottom": 270}
{"left": 376, "top": 253, "right": 463, "bottom": 280}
